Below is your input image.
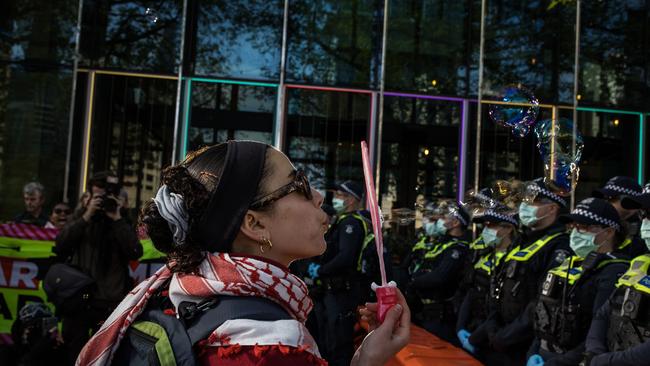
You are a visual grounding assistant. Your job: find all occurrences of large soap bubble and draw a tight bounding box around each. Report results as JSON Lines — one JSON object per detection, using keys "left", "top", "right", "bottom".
{"left": 489, "top": 85, "right": 540, "bottom": 137}
{"left": 534, "top": 118, "right": 584, "bottom": 194}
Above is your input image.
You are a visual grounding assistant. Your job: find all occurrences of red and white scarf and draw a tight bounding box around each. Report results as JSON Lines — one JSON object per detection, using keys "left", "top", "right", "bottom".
{"left": 77, "top": 253, "right": 319, "bottom": 366}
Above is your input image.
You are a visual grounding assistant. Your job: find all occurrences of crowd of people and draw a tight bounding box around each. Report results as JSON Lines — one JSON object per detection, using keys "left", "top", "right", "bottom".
{"left": 3, "top": 141, "right": 650, "bottom": 366}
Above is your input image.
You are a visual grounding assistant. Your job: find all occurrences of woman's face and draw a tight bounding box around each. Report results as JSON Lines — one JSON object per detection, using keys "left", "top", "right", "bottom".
{"left": 262, "top": 149, "right": 328, "bottom": 262}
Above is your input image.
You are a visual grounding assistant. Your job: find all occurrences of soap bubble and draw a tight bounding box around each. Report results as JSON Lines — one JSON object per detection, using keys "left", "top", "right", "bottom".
{"left": 534, "top": 118, "right": 584, "bottom": 194}
{"left": 145, "top": 8, "right": 159, "bottom": 23}
{"left": 488, "top": 85, "right": 540, "bottom": 137}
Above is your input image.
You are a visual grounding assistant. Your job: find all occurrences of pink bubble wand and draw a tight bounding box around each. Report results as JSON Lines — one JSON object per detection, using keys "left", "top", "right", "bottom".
{"left": 360, "top": 141, "right": 397, "bottom": 323}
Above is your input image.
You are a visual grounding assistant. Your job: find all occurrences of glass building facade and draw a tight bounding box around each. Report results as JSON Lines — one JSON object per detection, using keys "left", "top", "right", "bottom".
{"left": 0, "top": 0, "right": 648, "bottom": 221}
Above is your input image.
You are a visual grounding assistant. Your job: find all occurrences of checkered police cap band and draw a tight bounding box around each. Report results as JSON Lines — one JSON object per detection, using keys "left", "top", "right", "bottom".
{"left": 572, "top": 208, "right": 621, "bottom": 231}
{"left": 643, "top": 184, "right": 650, "bottom": 195}
{"left": 603, "top": 184, "right": 642, "bottom": 197}
{"left": 451, "top": 210, "right": 468, "bottom": 226}
{"left": 529, "top": 184, "right": 567, "bottom": 207}
{"left": 483, "top": 210, "right": 518, "bottom": 226}
{"left": 340, "top": 182, "right": 362, "bottom": 201}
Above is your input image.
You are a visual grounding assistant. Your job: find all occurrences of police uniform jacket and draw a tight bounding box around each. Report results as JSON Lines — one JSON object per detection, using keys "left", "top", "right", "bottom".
{"left": 470, "top": 222, "right": 570, "bottom": 350}
{"left": 586, "top": 254, "right": 650, "bottom": 366}
{"left": 318, "top": 210, "right": 367, "bottom": 279}
{"left": 528, "top": 253, "right": 629, "bottom": 366}
{"left": 410, "top": 233, "right": 471, "bottom": 301}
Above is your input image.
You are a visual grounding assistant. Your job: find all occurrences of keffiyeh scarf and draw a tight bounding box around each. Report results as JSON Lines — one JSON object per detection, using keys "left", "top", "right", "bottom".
{"left": 77, "top": 253, "right": 319, "bottom": 366}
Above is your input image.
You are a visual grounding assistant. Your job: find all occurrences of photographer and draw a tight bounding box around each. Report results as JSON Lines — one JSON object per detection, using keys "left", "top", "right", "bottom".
{"left": 53, "top": 171, "right": 142, "bottom": 364}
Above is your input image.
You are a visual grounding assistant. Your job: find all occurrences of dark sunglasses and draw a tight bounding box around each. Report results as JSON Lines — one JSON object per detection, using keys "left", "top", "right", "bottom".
{"left": 54, "top": 208, "right": 72, "bottom": 215}
{"left": 250, "top": 169, "right": 313, "bottom": 210}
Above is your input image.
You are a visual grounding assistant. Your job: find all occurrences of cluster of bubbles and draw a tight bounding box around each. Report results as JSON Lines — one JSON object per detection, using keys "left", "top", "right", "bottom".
{"left": 488, "top": 85, "right": 584, "bottom": 193}
{"left": 534, "top": 118, "right": 584, "bottom": 195}
{"left": 462, "top": 179, "right": 525, "bottom": 220}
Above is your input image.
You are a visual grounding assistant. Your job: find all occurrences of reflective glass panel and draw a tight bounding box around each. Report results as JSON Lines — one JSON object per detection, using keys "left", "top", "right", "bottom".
{"left": 194, "top": 0, "right": 283, "bottom": 80}
{"left": 186, "top": 82, "right": 276, "bottom": 154}
{"left": 285, "top": 88, "right": 371, "bottom": 193}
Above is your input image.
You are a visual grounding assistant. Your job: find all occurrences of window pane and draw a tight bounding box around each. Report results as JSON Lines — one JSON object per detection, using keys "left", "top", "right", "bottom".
{"left": 580, "top": 1, "right": 650, "bottom": 109}
{"left": 0, "top": 1, "right": 77, "bottom": 65}
{"left": 483, "top": 1, "right": 576, "bottom": 104}
{"left": 574, "top": 110, "right": 641, "bottom": 198}
{"left": 287, "top": 0, "right": 383, "bottom": 88}
{"left": 385, "top": 0, "right": 480, "bottom": 96}
{"left": 0, "top": 66, "right": 73, "bottom": 220}
{"left": 187, "top": 82, "right": 276, "bottom": 153}
{"left": 194, "top": 0, "right": 283, "bottom": 80}
{"left": 89, "top": 75, "right": 177, "bottom": 216}
{"left": 80, "top": 0, "right": 181, "bottom": 74}
{"left": 475, "top": 102, "right": 547, "bottom": 189}
{"left": 379, "top": 96, "right": 461, "bottom": 215}
{"left": 285, "top": 89, "right": 371, "bottom": 193}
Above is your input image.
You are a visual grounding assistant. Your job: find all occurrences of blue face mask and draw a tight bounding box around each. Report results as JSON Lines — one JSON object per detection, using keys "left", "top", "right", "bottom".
{"left": 434, "top": 218, "right": 448, "bottom": 235}
{"left": 424, "top": 221, "right": 437, "bottom": 236}
{"left": 332, "top": 198, "right": 345, "bottom": 213}
{"left": 518, "top": 202, "right": 540, "bottom": 227}
{"left": 640, "top": 218, "right": 650, "bottom": 251}
{"left": 481, "top": 227, "right": 501, "bottom": 247}
{"left": 569, "top": 228, "right": 601, "bottom": 258}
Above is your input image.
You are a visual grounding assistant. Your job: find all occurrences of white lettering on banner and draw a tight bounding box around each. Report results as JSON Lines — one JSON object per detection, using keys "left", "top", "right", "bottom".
{"left": 0, "top": 259, "right": 38, "bottom": 289}
{"left": 0, "top": 262, "right": 6, "bottom": 287}
{"left": 9, "top": 261, "right": 38, "bottom": 289}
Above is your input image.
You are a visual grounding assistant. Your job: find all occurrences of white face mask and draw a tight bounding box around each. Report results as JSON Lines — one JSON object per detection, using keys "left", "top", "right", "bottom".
{"left": 641, "top": 218, "right": 650, "bottom": 251}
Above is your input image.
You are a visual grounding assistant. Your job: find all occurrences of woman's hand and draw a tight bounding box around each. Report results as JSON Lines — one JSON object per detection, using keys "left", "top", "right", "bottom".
{"left": 352, "top": 288, "right": 410, "bottom": 366}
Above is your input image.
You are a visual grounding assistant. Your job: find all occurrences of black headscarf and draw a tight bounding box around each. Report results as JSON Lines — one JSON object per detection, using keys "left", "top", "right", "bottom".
{"left": 194, "top": 140, "right": 267, "bottom": 252}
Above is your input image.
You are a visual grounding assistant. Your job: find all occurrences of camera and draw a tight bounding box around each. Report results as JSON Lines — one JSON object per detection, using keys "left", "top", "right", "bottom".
{"left": 99, "top": 194, "right": 118, "bottom": 212}
{"left": 97, "top": 180, "right": 120, "bottom": 213}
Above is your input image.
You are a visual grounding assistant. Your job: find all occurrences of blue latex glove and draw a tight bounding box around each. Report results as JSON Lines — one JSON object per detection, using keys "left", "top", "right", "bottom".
{"left": 307, "top": 263, "right": 321, "bottom": 279}
{"left": 457, "top": 329, "right": 475, "bottom": 353}
{"left": 527, "top": 354, "right": 544, "bottom": 366}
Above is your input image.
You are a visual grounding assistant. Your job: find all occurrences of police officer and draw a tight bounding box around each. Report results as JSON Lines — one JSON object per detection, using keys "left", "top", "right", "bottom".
{"left": 583, "top": 183, "right": 650, "bottom": 365}
{"left": 308, "top": 181, "right": 367, "bottom": 366}
{"left": 592, "top": 176, "right": 645, "bottom": 257}
{"left": 409, "top": 203, "right": 471, "bottom": 344}
{"left": 527, "top": 198, "right": 629, "bottom": 366}
{"left": 474, "top": 178, "right": 571, "bottom": 365}
{"left": 405, "top": 201, "right": 445, "bottom": 277}
{"left": 467, "top": 188, "right": 501, "bottom": 258}
{"left": 456, "top": 208, "right": 520, "bottom": 360}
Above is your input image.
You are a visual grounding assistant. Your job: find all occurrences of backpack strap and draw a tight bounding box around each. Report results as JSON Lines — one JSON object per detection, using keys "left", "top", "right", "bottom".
{"left": 185, "top": 296, "right": 292, "bottom": 345}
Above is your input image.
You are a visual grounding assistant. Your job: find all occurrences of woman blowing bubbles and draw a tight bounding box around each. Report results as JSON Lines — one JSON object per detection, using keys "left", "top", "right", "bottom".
{"left": 77, "top": 141, "right": 410, "bottom": 366}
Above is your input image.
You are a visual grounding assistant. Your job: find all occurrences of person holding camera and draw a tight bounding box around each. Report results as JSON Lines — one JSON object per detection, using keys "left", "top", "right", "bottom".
{"left": 53, "top": 171, "right": 142, "bottom": 364}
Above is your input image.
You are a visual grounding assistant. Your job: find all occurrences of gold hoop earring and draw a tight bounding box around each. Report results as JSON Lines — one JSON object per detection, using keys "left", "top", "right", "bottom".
{"left": 259, "top": 237, "right": 273, "bottom": 253}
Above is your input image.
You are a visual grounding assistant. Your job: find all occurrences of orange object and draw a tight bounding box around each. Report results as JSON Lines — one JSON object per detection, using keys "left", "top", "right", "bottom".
{"left": 384, "top": 325, "right": 483, "bottom": 366}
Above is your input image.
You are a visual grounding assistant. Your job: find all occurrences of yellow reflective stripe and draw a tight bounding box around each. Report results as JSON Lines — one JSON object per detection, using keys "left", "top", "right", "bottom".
{"left": 132, "top": 321, "right": 177, "bottom": 366}
{"left": 357, "top": 233, "right": 376, "bottom": 271}
{"left": 474, "top": 251, "right": 506, "bottom": 274}
{"left": 0, "top": 237, "right": 54, "bottom": 258}
{"left": 550, "top": 256, "right": 629, "bottom": 285}
{"left": 424, "top": 240, "right": 467, "bottom": 260}
{"left": 618, "top": 237, "right": 633, "bottom": 250}
{"left": 505, "top": 232, "right": 563, "bottom": 262}
{"left": 139, "top": 239, "right": 166, "bottom": 261}
{"left": 470, "top": 236, "right": 488, "bottom": 250}
{"left": 616, "top": 254, "right": 650, "bottom": 294}
{"left": 412, "top": 237, "right": 428, "bottom": 252}
{"left": 549, "top": 256, "right": 583, "bottom": 285}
